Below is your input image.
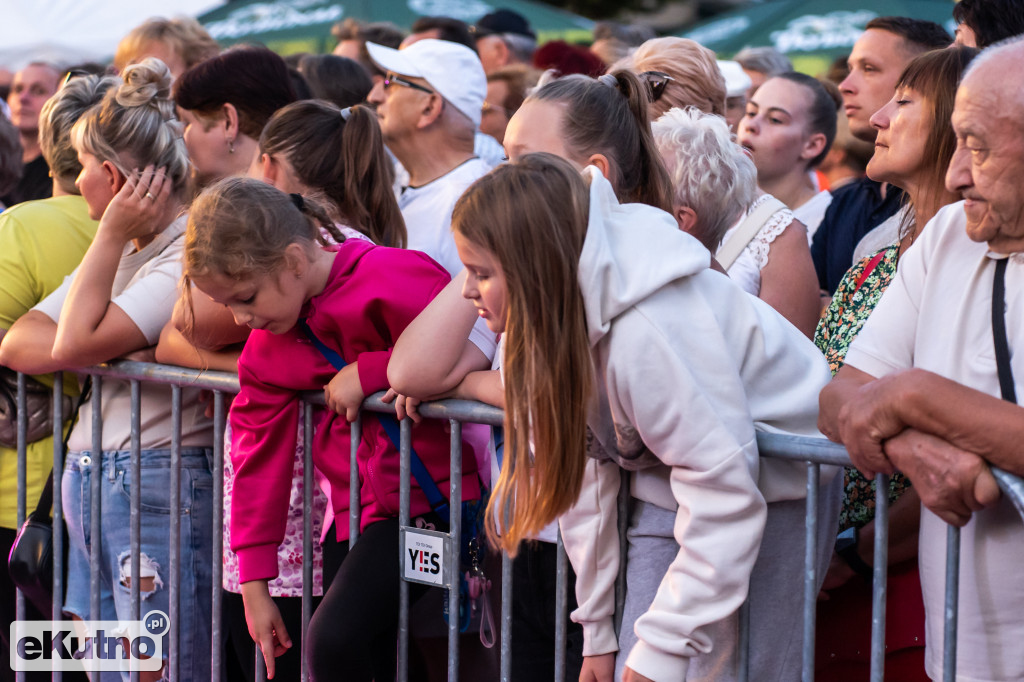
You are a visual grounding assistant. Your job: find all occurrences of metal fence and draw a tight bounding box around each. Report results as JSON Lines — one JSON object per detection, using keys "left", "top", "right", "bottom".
{"left": 8, "top": 361, "right": 1024, "bottom": 682}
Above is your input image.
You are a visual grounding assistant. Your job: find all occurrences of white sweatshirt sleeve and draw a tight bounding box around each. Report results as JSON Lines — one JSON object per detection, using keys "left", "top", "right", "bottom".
{"left": 608, "top": 309, "right": 768, "bottom": 682}
{"left": 559, "top": 457, "right": 622, "bottom": 656}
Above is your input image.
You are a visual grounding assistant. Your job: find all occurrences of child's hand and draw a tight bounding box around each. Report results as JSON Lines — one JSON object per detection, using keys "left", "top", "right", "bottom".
{"left": 241, "top": 580, "right": 292, "bottom": 679}
{"left": 324, "top": 363, "right": 364, "bottom": 422}
{"left": 381, "top": 389, "right": 424, "bottom": 423}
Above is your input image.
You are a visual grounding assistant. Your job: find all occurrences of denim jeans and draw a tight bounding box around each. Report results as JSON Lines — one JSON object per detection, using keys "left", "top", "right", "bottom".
{"left": 62, "top": 448, "right": 214, "bottom": 682}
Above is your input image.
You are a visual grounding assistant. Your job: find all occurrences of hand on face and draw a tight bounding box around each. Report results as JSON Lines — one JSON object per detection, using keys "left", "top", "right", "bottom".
{"left": 97, "top": 165, "right": 174, "bottom": 244}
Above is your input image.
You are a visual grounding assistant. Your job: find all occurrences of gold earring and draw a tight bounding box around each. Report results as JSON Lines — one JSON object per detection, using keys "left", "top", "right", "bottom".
{"left": 228, "top": 139, "right": 235, "bottom": 154}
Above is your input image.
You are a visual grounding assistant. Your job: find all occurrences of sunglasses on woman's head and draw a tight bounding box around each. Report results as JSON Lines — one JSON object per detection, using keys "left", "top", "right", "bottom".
{"left": 640, "top": 71, "right": 675, "bottom": 102}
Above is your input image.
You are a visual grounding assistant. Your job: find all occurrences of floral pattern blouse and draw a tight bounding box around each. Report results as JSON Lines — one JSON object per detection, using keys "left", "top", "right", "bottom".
{"left": 814, "top": 244, "right": 911, "bottom": 531}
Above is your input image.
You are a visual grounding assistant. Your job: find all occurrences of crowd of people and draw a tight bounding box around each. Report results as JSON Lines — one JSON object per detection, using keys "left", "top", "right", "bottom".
{"left": 1, "top": 1, "right": 1023, "bottom": 680}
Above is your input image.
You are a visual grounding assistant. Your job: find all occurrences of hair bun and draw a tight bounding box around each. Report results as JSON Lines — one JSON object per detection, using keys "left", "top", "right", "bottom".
{"left": 116, "top": 57, "right": 173, "bottom": 109}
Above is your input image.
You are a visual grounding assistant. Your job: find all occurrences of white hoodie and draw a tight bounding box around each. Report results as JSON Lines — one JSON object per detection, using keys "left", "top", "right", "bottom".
{"left": 560, "top": 168, "right": 833, "bottom": 681}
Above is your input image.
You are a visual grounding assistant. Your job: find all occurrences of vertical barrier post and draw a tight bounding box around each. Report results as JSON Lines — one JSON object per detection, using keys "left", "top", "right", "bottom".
{"left": 130, "top": 379, "right": 142, "bottom": 682}
{"left": 15, "top": 374, "right": 27, "bottom": 682}
{"left": 211, "top": 391, "right": 225, "bottom": 682}
{"left": 554, "top": 530, "right": 569, "bottom": 682}
{"left": 737, "top": 599, "right": 750, "bottom": 682}
{"left": 301, "top": 402, "right": 314, "bottom": 682}
{"left": 869, "top": 474, "right": 890, "bottom": 682}
{"left": 397, "top": 417, "right": 412, "bottom": 682}
{"left": 168, "top": 385, "right": 182, "bottom": 682}
{"left": 614, "top": 472, "right": 630, "bottom": 636}
{"left": 89, "top": 376, "right": 103, "bottom": 645}
{"left": 52, "top": 372, "right": 65, "bottom": 682}
{"left": 943, "top": 525, "right": 960, "bottom": 682}
{"left": 349, "top": 414, "right": 361, "bottom": 548}
{"left": 500, "top": 553, "right": 513, "bottom": 682}
{"left": 802, "top": 463, "right": 820, "bottom": 682}
{"left": 447, "top": 419, "right": 463, "bottom": 682}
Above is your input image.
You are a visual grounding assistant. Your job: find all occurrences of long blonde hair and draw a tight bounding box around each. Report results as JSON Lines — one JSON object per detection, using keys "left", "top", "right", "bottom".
{"left": 452, "top": 153, "right": 593, "bottom": 555}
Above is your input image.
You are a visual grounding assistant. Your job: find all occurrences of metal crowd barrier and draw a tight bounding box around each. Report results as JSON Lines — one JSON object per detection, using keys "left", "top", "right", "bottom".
{"left": 9, "top": 361, "right": 1024, "bottom": 682}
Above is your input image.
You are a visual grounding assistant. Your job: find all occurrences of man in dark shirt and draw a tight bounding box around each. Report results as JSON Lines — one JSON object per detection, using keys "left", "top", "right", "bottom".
{"left": 1, "top": 62, "right": 59, "bottom": 208}
{"left": 811, "top": 17, "right": 949, "bottom": 294}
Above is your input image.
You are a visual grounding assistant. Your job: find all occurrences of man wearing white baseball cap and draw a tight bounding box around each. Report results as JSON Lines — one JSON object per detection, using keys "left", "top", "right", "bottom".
{"left": 366, "top": 38, "right": 493, "bottom": 276}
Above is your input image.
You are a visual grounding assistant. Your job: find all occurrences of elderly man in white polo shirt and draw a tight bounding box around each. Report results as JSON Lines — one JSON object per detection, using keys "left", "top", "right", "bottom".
{"left": 366, "top": 39, "right": 492, "bottom": 276}
{"left": 820, "top": 37, "right": 1024, "bottom": 682}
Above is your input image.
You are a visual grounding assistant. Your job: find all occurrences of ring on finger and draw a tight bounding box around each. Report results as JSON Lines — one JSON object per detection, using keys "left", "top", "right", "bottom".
{"left": 145, "top": 192, "right": 154, "bottom": 199}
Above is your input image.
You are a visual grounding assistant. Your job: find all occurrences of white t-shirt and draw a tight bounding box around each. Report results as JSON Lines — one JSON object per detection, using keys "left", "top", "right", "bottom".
{"left": 398, "top": 157, "right": 492, "bottom": 277}
{"left": 719, "top": 194, "right": 795, "bottom": 296}
{"left": 35, "top": 215, "right": 212, "bottom": 451}
{"left": 792, "top": 189, "right": 832, "bottom": 245}
{"left": 844, "top": 201, "right": 1024, "bottom": 682}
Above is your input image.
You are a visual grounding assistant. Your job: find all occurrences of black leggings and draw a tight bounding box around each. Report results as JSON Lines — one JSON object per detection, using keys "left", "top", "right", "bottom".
{"left": 305, "top": 517, "right": 435, "bottom": 682}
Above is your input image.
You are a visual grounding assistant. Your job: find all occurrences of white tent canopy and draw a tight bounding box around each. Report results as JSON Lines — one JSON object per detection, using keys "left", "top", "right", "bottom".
{"left": 0, "top": 0, "right": 223, "bottom": 71}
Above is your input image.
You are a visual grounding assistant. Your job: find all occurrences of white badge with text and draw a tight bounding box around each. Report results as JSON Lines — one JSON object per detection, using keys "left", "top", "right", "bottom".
{"left": 401, "top": 526, "right": 451, "bottom": 588}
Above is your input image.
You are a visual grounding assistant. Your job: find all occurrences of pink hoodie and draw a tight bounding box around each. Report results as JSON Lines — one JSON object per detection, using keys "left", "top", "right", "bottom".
{"left": 229, "top": 238, "right": 483, "bottom": 583}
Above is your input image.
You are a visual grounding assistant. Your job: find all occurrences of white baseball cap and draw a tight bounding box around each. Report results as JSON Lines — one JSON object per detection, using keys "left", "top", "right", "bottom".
{"left": 367, "top": 39, "right": 487, "bottom": 128}
{"left": 717, "top": 60, "right": 752, "bottom": 98}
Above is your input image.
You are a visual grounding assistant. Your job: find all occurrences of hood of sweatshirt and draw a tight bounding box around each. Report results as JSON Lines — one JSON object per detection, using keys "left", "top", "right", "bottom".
{"left": 577, "top": 166, "right": 711, "bottom": 347}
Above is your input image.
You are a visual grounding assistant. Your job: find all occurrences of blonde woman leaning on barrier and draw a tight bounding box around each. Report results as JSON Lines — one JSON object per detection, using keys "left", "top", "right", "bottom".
{"left": 0, "top": 70, "right": 117, "bottom": 681}
{"left": 447, "top": 154, "right": 839, "bottom": 682}
{"left": 0, "top": 59, "right": 214, "bottom": 682}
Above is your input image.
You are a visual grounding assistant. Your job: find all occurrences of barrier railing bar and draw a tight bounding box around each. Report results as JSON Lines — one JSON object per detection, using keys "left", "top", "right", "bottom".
{"left": 169, "top": 384, "right": 183, "bottom": 682}
{"left": 51, "top": 372, "right": 65, "bottom": 682}
{"left": 349, "top": 413, "right": 361, "bottom": 548}
{"left": 397, "top": 417, "right": 412, "bottom": 682}
{"left": 19, "top": 363, "right": 1024, "bottom": 682}
{"left": 500, "top": 553, "right": 512, "bottom": 682}
{"left": 211, "top": 390, "right": 225, "bottom": 682}
{"left": 89, "top": 376, "right": 102, "bottom": 649}
{"left": 737, "top": 599, "right": 750, "bottom": 682}
{"left": 447, "top": 419, "right": 463, "bottom": 682}
{"left": 255, "top": 649, "right": 266, "bottom": 681}
{"left": 301, "top": 401, "right": 314, "bottom": 682}
{"left": 554, "top": 529, "right": 568, "bottom": 682}
{"left": 613, "top": 472, "right": 629, "bottom": 637}
{"left": 15, "top": 374, "right": 26, "bottom": 682}
{"left": 869, "top": 474, "right": 890, "bottom": 682}
{"left": 129, "top": 378, "right": 142, "bottom": 682}
{"left": 802, "top": 463, "right": 820, "bottom": 682}
{"left": 943, "top": 525, "right": 960, "bottom": 682}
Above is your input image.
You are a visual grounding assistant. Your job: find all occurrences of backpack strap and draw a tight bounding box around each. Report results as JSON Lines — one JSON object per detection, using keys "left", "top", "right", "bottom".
{"left": 297, "top": 319, "right": 451, "bottom": 522}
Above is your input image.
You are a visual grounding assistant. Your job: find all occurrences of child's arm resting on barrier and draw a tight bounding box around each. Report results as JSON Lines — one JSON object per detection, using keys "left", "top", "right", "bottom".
{"left": 389, "top": 271, "right": 493, "bottom": 397}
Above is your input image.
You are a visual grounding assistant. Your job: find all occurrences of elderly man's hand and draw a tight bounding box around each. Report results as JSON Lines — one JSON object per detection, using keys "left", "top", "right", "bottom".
{"left": 835, "top": 373, "right": 912, "bottom": 477}
{"left": 884, "top": 429, "right": 1001, "bottom": 526}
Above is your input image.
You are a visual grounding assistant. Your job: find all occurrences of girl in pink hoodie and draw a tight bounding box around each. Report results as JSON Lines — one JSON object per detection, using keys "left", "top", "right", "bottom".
{"left": 182, "top": 176, "right": 483, "bottom": 680}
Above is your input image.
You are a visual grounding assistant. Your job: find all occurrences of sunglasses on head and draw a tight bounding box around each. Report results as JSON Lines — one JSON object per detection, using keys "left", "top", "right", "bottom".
{"left": 640, "top": 71, "right": 675, "bottom": 102}
{"left": 382, "top": 73, "right": 434, "bottom": 95}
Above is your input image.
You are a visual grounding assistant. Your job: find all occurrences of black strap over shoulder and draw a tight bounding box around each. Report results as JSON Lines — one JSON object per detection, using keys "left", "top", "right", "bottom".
{"left": 992, "top": 258, "right": 1016, "bottom": 404}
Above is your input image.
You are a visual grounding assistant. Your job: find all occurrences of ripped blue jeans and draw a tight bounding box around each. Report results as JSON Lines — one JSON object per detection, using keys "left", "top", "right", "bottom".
{"left": 62, "top": 448, "right": 213, "bottom": 681}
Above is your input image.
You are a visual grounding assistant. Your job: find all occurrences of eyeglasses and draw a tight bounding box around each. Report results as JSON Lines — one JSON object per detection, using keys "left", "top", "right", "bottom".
{"left": 640, "top": 71, "right": 675, "bottom": 102}
{"left": 382, "top": 73, "right": 434, "bottom": 95}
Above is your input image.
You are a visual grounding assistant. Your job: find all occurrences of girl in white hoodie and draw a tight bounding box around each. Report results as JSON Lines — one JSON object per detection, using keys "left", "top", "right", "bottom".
{"left": 450, "top": 153, "right": 838, "bottom": 682}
